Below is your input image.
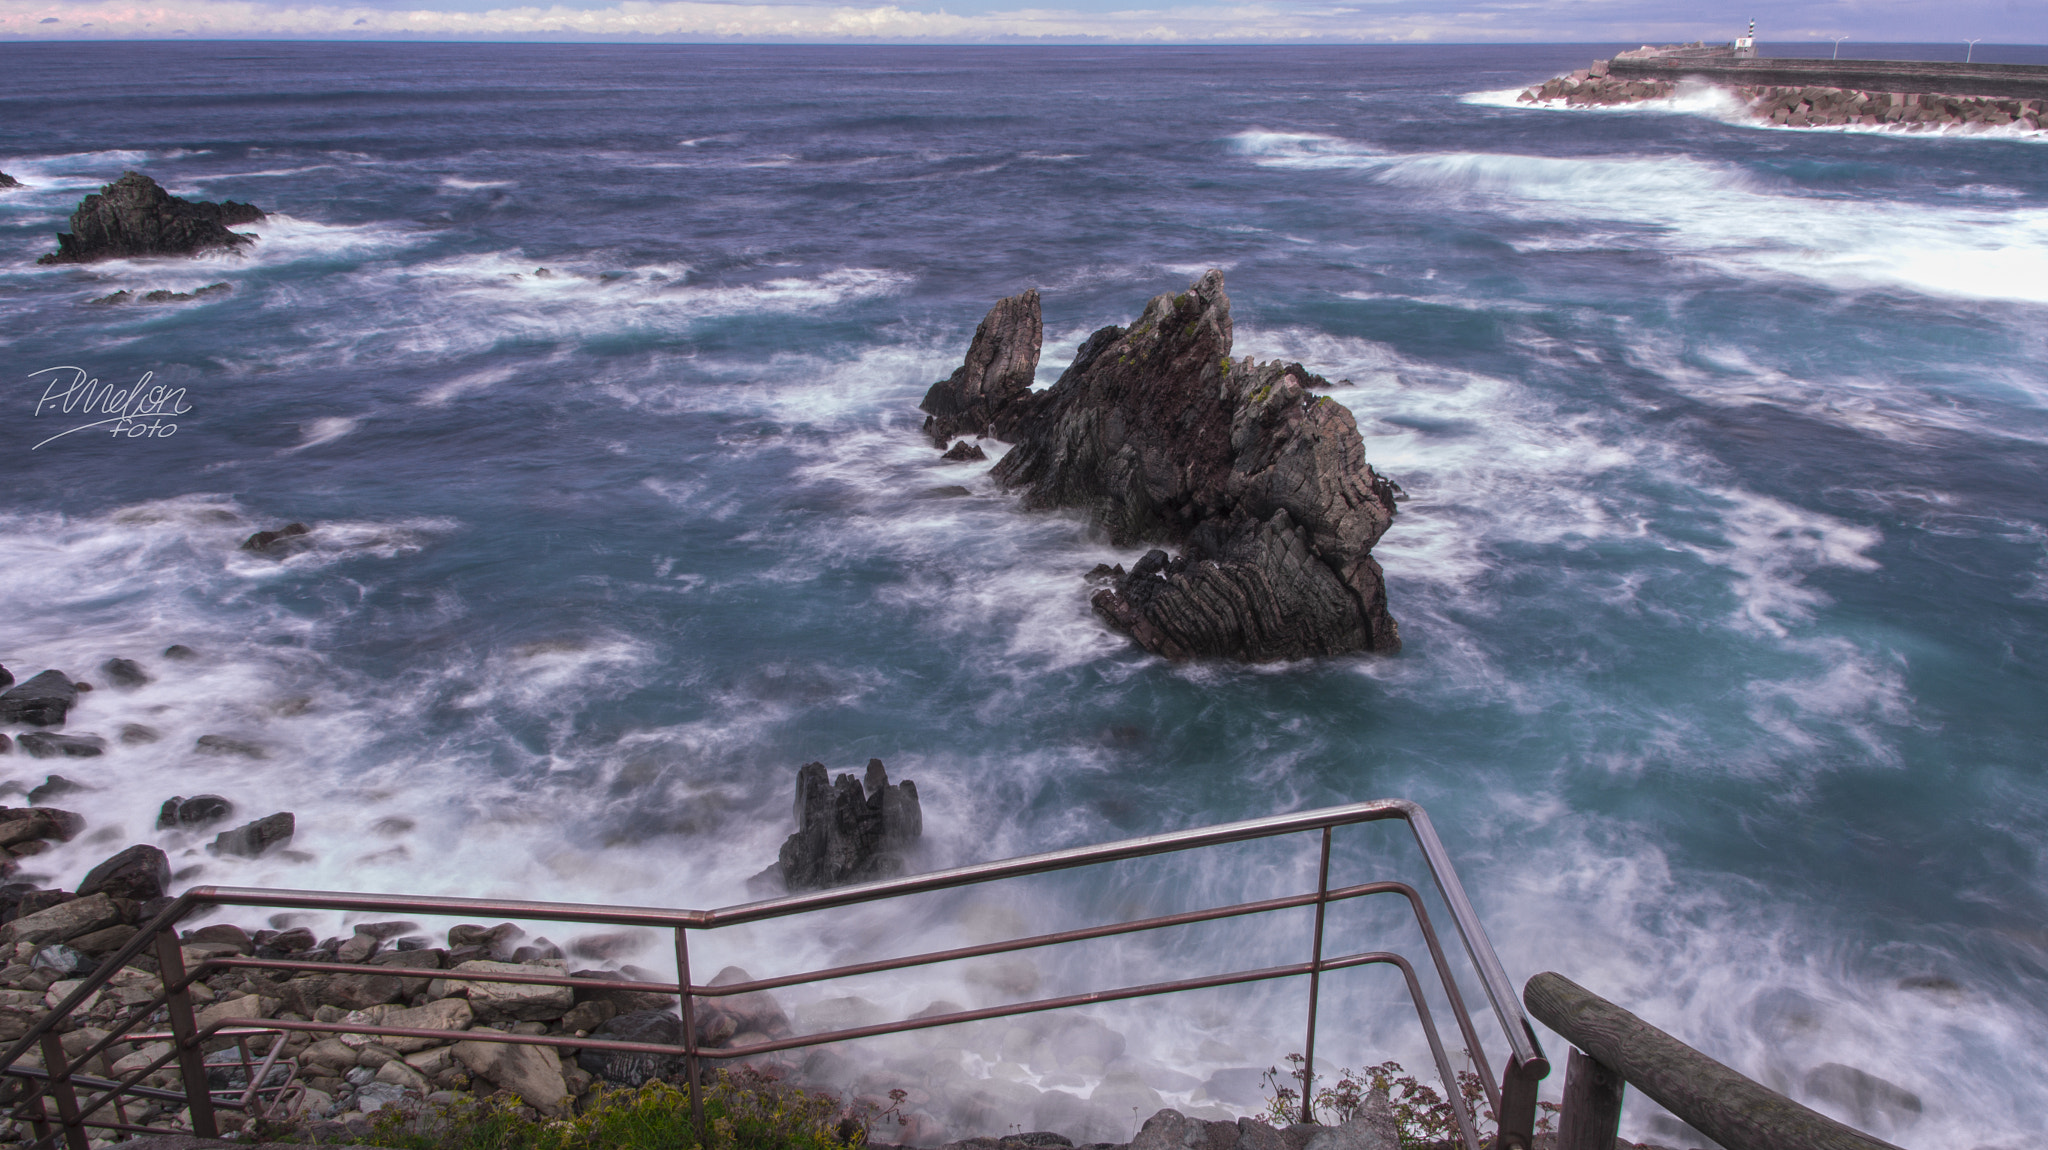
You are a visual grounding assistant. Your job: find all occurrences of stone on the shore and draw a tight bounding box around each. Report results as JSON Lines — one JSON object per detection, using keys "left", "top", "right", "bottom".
{"left": 941, "top": 440, "right": 988, "bottom": 462}
{"left": 338, "top": 998, "right": 474, "bottom": 1053}
{"left": 99, "top": 657, "right": 151, "bottom": 688}
{"left": 577, "top": 1008, "right": 686, "bottom": 1087}
{"left": 77, "top": 844, "right": 172, "bottom": 903}
{"left": 437, "top": 959, "right": 574, "bottom": 1022}
{"left": 0, "top": 892, "right": 121, "bottom": 948}
{"left": 0, "top": 671, "right": 79, "bottom": 727}
{"left": 209, "top": 812, "right": 294, "bottom": 858}
{"left": 1299, "top": 1089, "right": 1400, "bottom": 1150}
{"left": 922, "top": 289, "right": 1042, "bottom": 445}
{"left": 776, "top": 758, "right": 923, "bottom": 892}
{"left": 38, "top": 171, "right": 264, "bottom": 265}
{"left": 0, "top": 807, "right": 85, "bottom": 848}
{"left": 969, "top": 271, "right": 1400, "bottom": 661}
{"left": 158, "top": 794, "right": 236, "bottom": 830}
{"left": 455, "top": 1027, "right": 569, "bottom": 1114}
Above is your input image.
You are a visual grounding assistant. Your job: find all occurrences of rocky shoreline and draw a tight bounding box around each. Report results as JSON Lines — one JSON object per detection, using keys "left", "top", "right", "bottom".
{"left": 1519, "top": 58, "right": 2048, "bottom": 131}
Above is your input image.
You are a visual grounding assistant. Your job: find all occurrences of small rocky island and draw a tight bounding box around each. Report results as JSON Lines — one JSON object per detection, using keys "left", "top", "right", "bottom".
{"left": 922, "top": 272, "right": 1401, "bottom": 662}
{"left": 37, "top": 170, "right": 264, "bottom": 265}
{"left": 0, "top": 171, "right": 21, "bottom": 190}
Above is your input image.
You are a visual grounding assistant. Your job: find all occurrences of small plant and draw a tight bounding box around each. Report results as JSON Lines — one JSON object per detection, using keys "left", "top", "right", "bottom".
{"left": 1258, "top": 1054, "right": 1557, "bottom": 1148}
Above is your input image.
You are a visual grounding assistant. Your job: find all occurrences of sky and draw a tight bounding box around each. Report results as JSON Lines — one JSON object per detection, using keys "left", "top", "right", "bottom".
{"left": 0, "top": 0, "right": 2041, "bottom": 50}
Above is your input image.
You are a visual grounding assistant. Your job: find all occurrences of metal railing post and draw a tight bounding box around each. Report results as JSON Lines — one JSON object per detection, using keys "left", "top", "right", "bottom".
{"left": 1299, "top": 828, "right": 1332, "bottom": 1123}
{"left": 36, "top": 1033, "right": 88, "bottom": 1150}
{"left": 1493, "top": 1053, "right": 1542, "bottom": 1150}
{"left": 673, "top": 925, "right": 704, "bottom": 1144}
{"left": 152, "top": 928, "right": 218, "bottom": 1138}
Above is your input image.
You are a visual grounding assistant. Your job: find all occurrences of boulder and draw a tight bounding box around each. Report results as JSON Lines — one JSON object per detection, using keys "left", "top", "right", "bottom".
{"left": 0, "top": 670, "right": 78, "bottom": 727}
{"left": 776, "top": 758, "right": 922, "bottom": 892}
{"left": 77, "top": 844, "right": 172, "bottom": 903}
{"left": 37, "top": 171, "right": 264, "bottom": 265}
{"left": 437, "top": 959, "right": 573, "bottom": 1022}
{"left": 1300, "top": 1089, "right": 1399, "bottom": 1150}
{"left": 98, "top": 658, "right": 150, "bottom": 688}
{"left": 454, "top": 1028, "right": 570, "bottom": 1114}
{"left": 577, "top": 1009, "right": 685, "bottom": 1087}
{"left": 0, "top": 893, "right": 121, "bottom": 948}
{"left": 158, "top": 794, "right": 235, "bottom": 830}
{"left": 338, "top": 997, "right": 473, "bottom": 1053}
{"left": 241, "top": 522, "right": 311, "bottom": 555}
{"left": 163, "top": 644, "right": 199, "bottom": 660}
{"left": 955, "top": 271, "right": 1400, "bottom": 661}
{"left": 0, "top": 807, "right": 84, "bottom": 848}
{"left": 209, "top": 812, "right": 294, "bottom": 858}
{"left": 921, "top": 289, "right": 1042, "bottom": 445}
{"left": 941, "top": 440, "right": 988, "bottom": 462}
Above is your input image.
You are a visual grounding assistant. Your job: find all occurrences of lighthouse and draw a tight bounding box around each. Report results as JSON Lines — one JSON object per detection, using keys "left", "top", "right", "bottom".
{"left": 1734, "top": 19, "right": 1757, "bottom": 57}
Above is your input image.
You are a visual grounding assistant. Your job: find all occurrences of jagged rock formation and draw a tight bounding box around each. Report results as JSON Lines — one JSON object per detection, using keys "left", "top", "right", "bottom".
{"left": 920, "top": 289, "right": 1041, "bottom": 445}
{"left": 0, "top": 172, "right": 21, "bottom": 190}
{"left": 927, "top": 272, "right": 1400, "bottom": 661}
{"left": 37, "top": 171, "right": 264, "bottom": 265}
{"left": 776, "top": 759, "right": 922, "bottom": 892}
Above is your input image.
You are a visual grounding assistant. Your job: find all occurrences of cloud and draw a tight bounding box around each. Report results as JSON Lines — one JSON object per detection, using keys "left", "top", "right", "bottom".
{"left": 0, "top": 0, "right": 2041, "bottom": 43}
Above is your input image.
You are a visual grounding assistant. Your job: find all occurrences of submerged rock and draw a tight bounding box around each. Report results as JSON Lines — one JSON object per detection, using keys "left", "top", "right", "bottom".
{"left": 38, "top": 172, "right": 264, "bottom": 265}
{"left": 776, "top": 759, "right": 922, "bottom": 892}
{"left": 241, "top": 521, "right": 310, "bottom": 555}
{"left": 158, "top": 794, "right": 236, "bottom": 830}
{"left": 20, "top": 735, "right": 105, "bottom": 761}
{"left": 932, "top": 272, "right": 1401, "bottom": 661}
{"left": 209, "top": 811, "right": 294, "bottom": 858}
{"left": 99, "top": 657, "right": 150, "bottom": 688}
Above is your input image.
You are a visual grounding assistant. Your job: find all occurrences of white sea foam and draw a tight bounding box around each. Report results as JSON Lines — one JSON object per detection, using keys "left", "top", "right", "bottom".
{"left": 1228, "top": 131, "right": 2048, "bottom": 306}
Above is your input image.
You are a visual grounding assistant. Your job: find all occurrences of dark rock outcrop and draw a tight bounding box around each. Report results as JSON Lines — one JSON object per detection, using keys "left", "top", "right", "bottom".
{"left": 209, "top": 812, "right": 294, "bottom": 858}
{"left": 920, "top": 289, "right": 1041, "bottom": 446}
{"left": 241, "top": 521, "right": 310, "bottom": 555}
{"left": 0, "top": 670, "right": 78, "bottom": 727}
{"left": 776, "top": 759, "right": 922, "bottom": 892}
{"left": 933, "top": 271, "right": 1400, "bottom": 661}
{"left": 940, "top": 440, "right": 988, "bottom": 462}
{"left": 37, "top": 172, "right": 264, "bottom": 265}
{"left": 578, "top": 1009, "right": 687, "bottom": 1086}
{"left": 0, "top": 172, "right": 20, "bottom": 190}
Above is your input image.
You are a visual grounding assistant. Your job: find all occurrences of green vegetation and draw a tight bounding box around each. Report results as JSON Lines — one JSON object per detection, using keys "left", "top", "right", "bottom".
{"left": 340, "top": 1071, "right": 901, "bottom": 1150}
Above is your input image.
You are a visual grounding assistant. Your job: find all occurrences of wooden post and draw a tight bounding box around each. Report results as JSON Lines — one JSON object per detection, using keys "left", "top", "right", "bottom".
{"left": 1525, "top": 972, "right": 1905, "bottom": 1150}
{"left": 152, "top": 928, "right": 218, "bottom": 1138}
{"left": 1557, "top": 1047, "right": 1625, "bottom": 1150}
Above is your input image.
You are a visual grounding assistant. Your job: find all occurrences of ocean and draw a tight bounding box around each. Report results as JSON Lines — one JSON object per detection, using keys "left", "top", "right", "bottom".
{"left": 2, "top": 41, "right": 2045, "bottom": 1148}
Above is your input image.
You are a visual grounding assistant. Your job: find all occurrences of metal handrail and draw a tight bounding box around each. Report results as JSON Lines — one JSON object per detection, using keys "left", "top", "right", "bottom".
{"left": 2, "top": 799, "right": 1547, "bottom": 1150}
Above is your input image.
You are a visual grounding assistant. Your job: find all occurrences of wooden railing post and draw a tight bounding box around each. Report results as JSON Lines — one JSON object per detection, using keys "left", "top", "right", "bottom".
{"left": 1557, "top": 1047, "right": 1625, "bottom": 1150}
{"left": 36, "top": 1033, "right": 88, "bottom": 1150}
{"left": 152, "top": 928, "right": 218, "bottom": 1138}
{"left": 1525, "top": 972, "right": 1905, "bottom": 1150}
{"left": 1492, "top": 1052, "right": 1541, "bottom": 1150}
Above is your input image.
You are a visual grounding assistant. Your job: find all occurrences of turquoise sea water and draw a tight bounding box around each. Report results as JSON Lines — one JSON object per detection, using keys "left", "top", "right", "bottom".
{"left": 2, "top": 42, "right": 2045, "bottom": 1146}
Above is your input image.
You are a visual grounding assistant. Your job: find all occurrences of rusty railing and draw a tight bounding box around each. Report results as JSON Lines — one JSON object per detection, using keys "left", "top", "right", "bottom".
{"left": 0, "top": 798, "right": 1550, "bottom": 1150}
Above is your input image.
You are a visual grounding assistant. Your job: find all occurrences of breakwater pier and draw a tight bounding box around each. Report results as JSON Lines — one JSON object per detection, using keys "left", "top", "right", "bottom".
{"left": 1519, "top": 44, "right": 2048, "bottom": 130}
